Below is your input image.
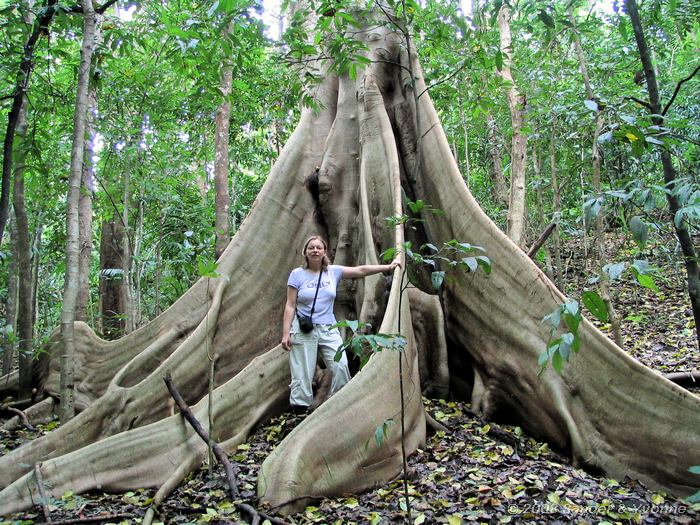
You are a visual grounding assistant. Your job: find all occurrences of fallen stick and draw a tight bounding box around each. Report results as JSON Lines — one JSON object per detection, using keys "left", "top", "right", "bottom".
{"left": 664, "top": 370, "right": 699, "bottom": 389}
{"left": 527, "top": 222, "right": 557, "bottom": 258}
{"left": 33, "top": 463, "right": 51, "bottom": 523}
{"left": 5, "top": 406, "right": 34, "bottom": 430}
{"left": 25, "top": 514, "right": 133, "bottom": 524}
{"left": 163, "top": 371, "right": 287, "bottom": 525}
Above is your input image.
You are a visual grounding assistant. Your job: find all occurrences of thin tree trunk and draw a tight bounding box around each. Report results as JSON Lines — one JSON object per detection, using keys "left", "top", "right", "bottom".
{"left": 497, "top": 3, "right": 528, "bottom": 247}
{"left": 549, "top": 121, "right": 564, "bottom": 290}
{"left": 99, "top": 219, "right": 126, "bottom": 339}
{"left": 0, "top": 0, "right": 52, "bottom": 243}
{"left": 214, "top": 25, "right": 233, "bottom": 260}
{"left": 154, "top": 213, "right": 164, "bottom": 317}
{"left": 485, "top": 113, "right": 507, "bottom": 206}
{"left": 122, "top": 158, "right": 133, "bottom": 334}
{"left": 132, "top": 181, "right": 145, "bottom": 327}
{"left": 30, "top": 220, "right": 42, "bottom": 328}
{"left": 625, "top": 0, "right": 700, "bottom": 349}
{"left": 532, "top": 145, "right": 554, "bottom": 279}
{"left": 76, "top": 80, "right": 97, "bottom": 323}
{"left": 13, "top": 87, "right": 33, "bottom": 400}
{"left": 2, "top": 214, "right": 19, "bottom": 376}
{"left": 60, "top": 0, "right": 97, "bottom": 423}
{"left": 569, "top": 5, "right": 622, "bottom": 346}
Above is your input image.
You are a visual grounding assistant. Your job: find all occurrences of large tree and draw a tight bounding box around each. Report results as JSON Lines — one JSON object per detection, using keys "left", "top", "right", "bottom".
{"left": 0, "top": 10, "right": 698, "bottom": 518}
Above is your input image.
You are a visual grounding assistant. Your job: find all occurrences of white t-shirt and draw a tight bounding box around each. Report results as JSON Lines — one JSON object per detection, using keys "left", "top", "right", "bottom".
{"left": 287, "top": 265, "right": 344, "bottom": 325}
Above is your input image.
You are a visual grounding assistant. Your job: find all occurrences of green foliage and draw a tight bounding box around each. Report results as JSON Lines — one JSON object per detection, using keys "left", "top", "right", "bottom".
{"left": 333, "top": 320, "right": 407, "bottom": 370}
{"left": 371, "top": 418, "right": 395, "bottom": 449}
{"left": 539, "top": 300, "right": 582, "bottom": 374}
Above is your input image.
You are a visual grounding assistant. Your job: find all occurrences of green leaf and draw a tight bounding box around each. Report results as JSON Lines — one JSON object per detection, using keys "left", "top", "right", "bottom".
{"left": 584, "top": 99, "right": 598, "bottom": 112}
{"left": 197, "top": 260, "right": 220, "bottom": 278}
{"left": 537, "top": 9, "right": 555, "bottom": 28}
{"left": 551, "top": 350, "right": 563, "bottom": 374}
{"left": 635, "top": 273, "right": 660, "bottom": 294}
{"left": 582, "top": 291, "right": 608, "bottom": 323}
{"left": 475, "top": 256, "right": 492, "bottom": 275}
{"left": 603, "top": 262, "right": 626, "bottom": 281}
{"left": 629, "top": 216, "right": 648, "bottom": 248}
{"left": 495, "top": 50, "right": 503, "bottom": 71}
{"left": 431, "top": 271, "right": 445, "bottom": 290}
{"left": 461, "top": 257, "right": 478, "bottom": 272}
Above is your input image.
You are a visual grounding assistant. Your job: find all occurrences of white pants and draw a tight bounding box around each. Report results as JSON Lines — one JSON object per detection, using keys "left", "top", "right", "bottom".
{"left": 289, "top": 318, "right": 351, "bottom": 407}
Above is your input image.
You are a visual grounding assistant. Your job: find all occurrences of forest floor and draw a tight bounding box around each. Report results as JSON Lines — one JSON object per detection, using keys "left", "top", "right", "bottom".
{"left": 1, "top": 233, "right": 699, "bottom": 525}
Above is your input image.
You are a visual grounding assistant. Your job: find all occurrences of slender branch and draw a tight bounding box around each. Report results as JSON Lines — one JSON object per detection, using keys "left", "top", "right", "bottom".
{"left": 417, "top": 60, "right": 469, "bottom": 100}
{"left": 527, "top": 222, "right": 557, "bottom": 258}
{"left": 33, "top": 463, "right": 52, "bottom": 523}
{"left": 163, "top": 371, "right": 240, "bottom": 498}
{"left": 662, "top": 64, "right": 700, "bottom": 116}
{"left": 163, "top": 372, "right": 286, "bottom": 524}
{"left": 4, "top": 406, "right": 34, "bottom": 430}
{"left": 623, "top": 96, "right": 651, "bottom": 110}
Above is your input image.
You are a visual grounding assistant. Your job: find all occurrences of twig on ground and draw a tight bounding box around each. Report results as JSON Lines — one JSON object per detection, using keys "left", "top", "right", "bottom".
{"left": 5, "top": 406, "right": 34, "bottom": 430}
{"left": 664, "top": 370, "right": 699, "bottom": 389}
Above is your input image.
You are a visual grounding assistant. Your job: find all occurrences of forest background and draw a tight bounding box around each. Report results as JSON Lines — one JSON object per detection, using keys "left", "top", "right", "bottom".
{"left": 0, "top": 0, "right": 699, "bottom": 521}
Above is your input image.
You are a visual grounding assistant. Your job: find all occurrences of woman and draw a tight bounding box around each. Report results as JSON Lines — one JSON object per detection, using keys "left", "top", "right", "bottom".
{"left": 281, "top": 235, "right": 400, "bottom": 412}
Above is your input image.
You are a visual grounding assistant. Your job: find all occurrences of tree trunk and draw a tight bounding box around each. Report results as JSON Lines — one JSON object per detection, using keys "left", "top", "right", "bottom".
{"left": 76, "top": 80, "right": 97, "bottom": 323}
{"left": 497, "top": 4, "right": 528, "bottom": 247}
{"left": 214, "top": 27, "right": 233, "bottom": 260}
{"left": 625, "top": 0, "right": 700, "bottom": 349}
{"left": 0, "top": 13, "right": 698, "bottom": 517}
{"left": 2, "top": 214, "right": 19, "bottom": 377}
{"left": 60, "top": 0, "right": 97, "bottom": 423}
{"left": 532, "top": 145, "right": 554, "bottom": 280}
{"left": 0, "top": 0, "right": 48, "bottom": 243}
{"left": 12, "top": 83, "right": 34, "bottom": 401}
{"left": 99, "top": 219, "right": 127, "bottom": 339}
{"left": 485, "top": 113, "right": 507, "bottom": 206}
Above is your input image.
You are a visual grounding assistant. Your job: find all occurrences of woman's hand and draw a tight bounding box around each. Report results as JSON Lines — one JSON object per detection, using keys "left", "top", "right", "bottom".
{"left": 282, "top": 334, "right": 291, "bottom": 351}
{"left": 389, "top": 257, "right": 402, "bottom": 272}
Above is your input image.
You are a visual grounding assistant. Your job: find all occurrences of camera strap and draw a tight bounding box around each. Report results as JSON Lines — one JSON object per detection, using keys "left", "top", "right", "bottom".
{"left": 298, "top": 270, "right": 323, "bottom": 323}
{"left": 308, "top": 270, "right": 323, "bottom": 322}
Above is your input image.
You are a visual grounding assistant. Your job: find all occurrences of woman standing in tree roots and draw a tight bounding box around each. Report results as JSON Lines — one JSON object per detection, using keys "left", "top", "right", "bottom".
{"left": 281, "top": 235, "right": 400, "bottom": 413}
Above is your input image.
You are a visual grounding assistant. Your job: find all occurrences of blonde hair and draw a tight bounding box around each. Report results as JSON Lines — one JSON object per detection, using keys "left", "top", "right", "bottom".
{"left": 302, "top": 235, "right": 330, "bottom": 271}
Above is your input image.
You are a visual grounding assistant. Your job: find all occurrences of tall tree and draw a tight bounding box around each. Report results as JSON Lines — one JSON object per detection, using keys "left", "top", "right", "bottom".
{"left": 59, "top": 0, "right": 98, "bottom": 422}
{"left": 214, "top": 21, "right": 234, "bottom": 260}
{"left": 497, "top": 2, "right": 528, "bottom": 247}
{"left": 12, "top": 1, "right": 36, "bottom": 399}
{"left": 625, "top": 0, "right": 700, "bottom": 349}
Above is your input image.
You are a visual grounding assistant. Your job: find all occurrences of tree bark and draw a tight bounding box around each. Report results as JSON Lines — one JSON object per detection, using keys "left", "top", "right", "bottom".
{"left": 0, "top": 0, "right": 54, "bottom": 244}
{"left": 214, "top": 23, "right": 233, "bottom": 260}
{"left": 60, "top": 0, "right": 97, "bottom": 422}
{"left": 76, "top": 79, "right": 97, "bottom": 323}
{"left": 2, "top": 214, "right": 19, "bottom": 377}
{"left": 497, "top": 3, "right": 528, "bottom": 247}
{"left": 485, "top": 113, "right": 507, "bottom": 207}
{"left": 99, "top": 220, "right": 126, "bottom": 339}
{"left": 13, "top": 83, "right": 34, "bottom": 400}
{"left": 625, "top": 0, "right": 700, "bottom": 349}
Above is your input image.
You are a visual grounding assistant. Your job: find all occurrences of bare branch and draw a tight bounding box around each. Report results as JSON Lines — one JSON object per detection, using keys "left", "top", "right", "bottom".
{"left": 662, "top": 64, "right": 700, "bottom": 116}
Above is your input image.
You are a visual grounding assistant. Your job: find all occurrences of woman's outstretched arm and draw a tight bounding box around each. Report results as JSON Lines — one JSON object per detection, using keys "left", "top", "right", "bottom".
{"left": 341, "top": 258, "right": 401, "bottom": 279}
